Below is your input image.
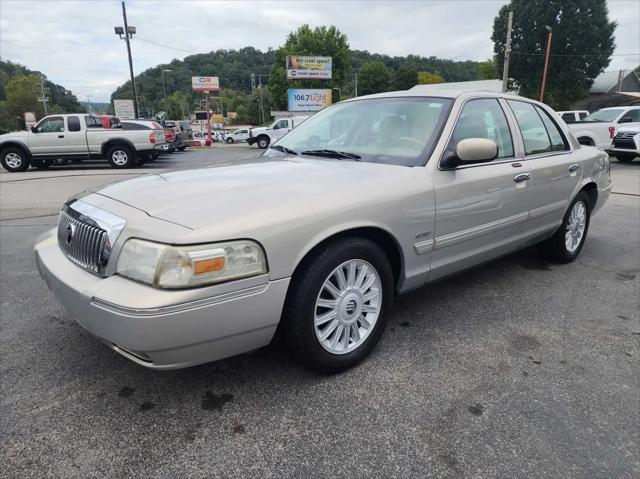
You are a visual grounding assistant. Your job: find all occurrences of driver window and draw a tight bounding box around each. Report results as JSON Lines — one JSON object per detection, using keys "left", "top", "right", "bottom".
{"left": 449, "top": 99, "right": 514, "bottom": 159}
{"left": 273, "top": 120, "right": 288, "bottom": 130}
{"left": 36, "top": 117, "right": 64, "bottom": 133}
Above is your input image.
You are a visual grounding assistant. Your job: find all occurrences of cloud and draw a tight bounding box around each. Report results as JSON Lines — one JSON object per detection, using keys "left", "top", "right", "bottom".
{"left": 0, "top": 0, "right": 637, "bottom": 102}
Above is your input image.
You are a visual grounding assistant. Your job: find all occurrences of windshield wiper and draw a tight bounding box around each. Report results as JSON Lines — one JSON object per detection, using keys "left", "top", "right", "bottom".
{"left": 300, "top": 149, "right": 362, "bottom": 160}
{"left": 269, "top": 145, "right": 298, "bottom": 155}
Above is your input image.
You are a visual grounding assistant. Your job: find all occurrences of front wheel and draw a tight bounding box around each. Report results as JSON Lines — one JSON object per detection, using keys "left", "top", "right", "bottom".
{"left": 1, "top": 147, "right": 30, "bottom": 172}
{"left": 539, "top": 191, "right": 591, "bottom": 263}
{"left": 106, "top": 145, "right": 135, "bottom": 169}
{"left": 614, "top": 153, "right": 637, "bottom": 163}
{"left": 226, "top": 137, "right": 234, "bottom": 144}
{"left": 257, "top": 136, "right": 270, "bottom": 149}
{"left": 282, "top": 238, "right": 393, "bottom": 373}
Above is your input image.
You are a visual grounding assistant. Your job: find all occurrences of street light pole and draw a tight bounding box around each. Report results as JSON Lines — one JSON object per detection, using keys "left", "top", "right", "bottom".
{"left": 539, "top": 26, "right": 553, "bottom": 103}
{"left": 116, "top": 1, "right": 139, "bottom": 118}
{"left": 162, "top": 69, "right": 172, "bottom": 98}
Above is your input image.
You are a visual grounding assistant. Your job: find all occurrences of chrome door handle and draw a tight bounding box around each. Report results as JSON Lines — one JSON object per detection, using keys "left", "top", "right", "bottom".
{"left": 513, "top": 173, "right": 530, "bottom": 183}
{"left": 568, "top": 164, "right": 579, "bottom": 173}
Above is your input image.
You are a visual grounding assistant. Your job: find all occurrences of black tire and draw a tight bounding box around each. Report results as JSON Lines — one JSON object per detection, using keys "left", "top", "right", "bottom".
{"left": 257, "top": 136, "right": 270, "bottom": 149}
{"left": 282, "top": 237, "right": 394, "bottom": 374}
{"left": 539, "top": 191, "right": 591, "bottom": 263}
{"left": 178, "top": 146, "right": 186, "bottom": 151}
{"left": 31, "top": 158, "right": 53, "bottom": 169}
{"left": 614, "top": 153, "right": 637, "bottom": 163}
{"left": 1, "top": 147, "right": 30, "bottom": 172}
{"left": 226, "top": 137, "right": 234, "bottom": 144}
{"left": 106, "top": 144, "right": 135, "bottom": 169}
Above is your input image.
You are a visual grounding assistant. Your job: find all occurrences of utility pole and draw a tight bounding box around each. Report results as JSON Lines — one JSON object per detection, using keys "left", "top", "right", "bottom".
{"left": 86, "top": 95, "right": 93, "bottom": 114}
{"left": 539, "top": 25, "right": 553, "bottom": 102}
{"left": 120, "top": 1, "right": 139, "bottom": 118}
{"left": 38, "top": 76, "right": 48, "bottom": 115}
{"left": 251, "top": 73, "right": 256, "bottom": 93}
{"left": 501, "top": 10, "right": 513, "bottom": 93}
{"left": 354, "top": 73, "right": 358, "bottom": 97}
{"left": 258, "top": 75, "right": 265, "bottom": 125}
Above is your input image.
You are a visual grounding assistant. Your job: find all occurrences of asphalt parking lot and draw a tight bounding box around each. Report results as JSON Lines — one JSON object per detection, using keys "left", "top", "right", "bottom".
{"left": 1, "top": 147, "right": 639, "bottom": 478}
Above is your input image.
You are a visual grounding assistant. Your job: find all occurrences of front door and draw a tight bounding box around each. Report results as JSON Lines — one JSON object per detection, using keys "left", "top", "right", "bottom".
{"left": 429, "top": 98, "right": 531, "bottom": 280}
{"left": 28, "top": 116, "right": 68, "bottom": 156}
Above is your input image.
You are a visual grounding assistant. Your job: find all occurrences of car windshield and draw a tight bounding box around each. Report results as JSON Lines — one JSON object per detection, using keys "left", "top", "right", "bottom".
{"left": 268, "top": 97, "right": 452, "bottom": 166}
{"left": 582, "top": 109, "right": 625, "bottom": 122}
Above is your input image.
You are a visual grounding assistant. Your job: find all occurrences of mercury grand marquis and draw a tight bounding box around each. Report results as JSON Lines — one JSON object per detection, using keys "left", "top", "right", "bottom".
{"left": 34, "top": 86, "right": 612, "bottom": 373}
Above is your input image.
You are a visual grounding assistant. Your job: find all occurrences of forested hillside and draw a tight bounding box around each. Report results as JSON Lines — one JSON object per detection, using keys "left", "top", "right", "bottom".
{"left": 0, "top": 60, "right": 85, "bottom": 132}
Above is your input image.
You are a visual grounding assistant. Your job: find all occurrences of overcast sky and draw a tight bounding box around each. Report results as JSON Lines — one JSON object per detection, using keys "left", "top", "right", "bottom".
{"left": 1, "top": 0, "right": 638, "bottom": 102}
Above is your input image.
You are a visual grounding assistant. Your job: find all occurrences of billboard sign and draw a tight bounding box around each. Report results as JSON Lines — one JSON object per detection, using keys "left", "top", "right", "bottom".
{"left": 211, "top": 114, "right": 224, "bottom": 123}
{"left": 192, "top": 76, "right": 220, "bottom": 92}
{"left": 287, "top": 89, "right": 332, "bottom": 111}
{"left": 113, "top": 99, "right": 135, "bottom": 119}
{"left": 286, "top": 56, "right": 332, "bottom": 79}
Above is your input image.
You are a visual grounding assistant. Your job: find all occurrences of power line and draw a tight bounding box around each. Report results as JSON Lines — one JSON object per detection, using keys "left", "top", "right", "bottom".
{"left": 511, "top": 52, "right": 639, "bottom": 57}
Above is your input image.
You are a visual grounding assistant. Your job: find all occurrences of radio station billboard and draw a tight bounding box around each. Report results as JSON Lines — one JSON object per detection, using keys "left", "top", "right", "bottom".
{"left": 286, "top": 56, "right": 332, "bottom": 79}
{"left": 192, "top": 76, "right": 220, "bottom": 92}
{"left": 287, "top": 89, "right": 332, "bottom": 111}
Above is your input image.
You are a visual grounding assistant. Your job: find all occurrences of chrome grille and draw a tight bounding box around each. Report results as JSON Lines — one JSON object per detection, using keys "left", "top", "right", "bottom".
{"left": 58, "top": 210, "right": 108, "bottom": 274}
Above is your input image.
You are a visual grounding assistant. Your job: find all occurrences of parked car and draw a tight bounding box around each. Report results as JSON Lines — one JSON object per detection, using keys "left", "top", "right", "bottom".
{"left": 247, "top": 116, "right": 309, "bottom": 148}
{"left": 34, "top": 88, "right": 610, "bottom": 373}
{"left": 119, "top": 119, "right": 167, "bottom": 162}
{"left": 165, "top": 120, "right": 195, "bottom": 150}
{"left": 0, "top": 114, "right": 166, "bottom": 171}
{"left": 226, "top": 128, "right": 250, "bottom": 144}
{"left": 556, "top": 110, "right": 589, "bottom": 124}
{"left": 163, "top": 126, "right": 177, "bottom": 153}
{"left": 609, "top": 128, "right": 639, "bottom": 163}
{"left": 193, "top": 131, "right": 206, "bottom": 146}
{"left": 567, "top": 106, "right": 640, "bottom": 150}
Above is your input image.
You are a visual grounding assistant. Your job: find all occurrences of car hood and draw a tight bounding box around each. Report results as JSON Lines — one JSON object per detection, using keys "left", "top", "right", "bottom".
{"left": 0, "top": 131, "right": 29, "bottom": 141}
{"left": 91, "top": 156, "right": 417, "bottom": 230}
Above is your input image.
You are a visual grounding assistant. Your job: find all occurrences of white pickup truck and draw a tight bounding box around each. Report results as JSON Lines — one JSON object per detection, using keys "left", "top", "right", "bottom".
{"left": 247, "top": 116, "right": 309, "bottom": 149}
{"left": 567, "top": 106, "right": 640, "bottom": 157}
{"left": 0, "top": 114, "right": 166, "bottom": 172}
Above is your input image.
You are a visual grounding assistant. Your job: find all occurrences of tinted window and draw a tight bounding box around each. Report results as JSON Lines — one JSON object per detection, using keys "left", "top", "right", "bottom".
{"left": 85, "top": 116, "right": 102, "bottom": 128}
{"left": 578, "top": 112, "right": 588, "bottom": 120}
{"left": 273, "top": 120, "right": 288, "bottom": 130}
{"left": 535, "top": 106, "right": 569, "bottom": 151}
{"left": 561, "top": 113, "right": 576, "bottom": 123}
{"left": 35, "top": 117, "right": 64, "bottom": 133}
{"left": 67, "top": 116, "right": 81, "bottom": 132}
{"left": 507, "top": 100, "right": 552, "bottom": 155}
{"left": 274, "top": 97, "right": 452, "bottom": 167}
{"left": 449, "top": 99, "right": 514, "bottom": 159}
{"left": 121, "top": 122, "right": 150, "bottom": 130}
{"left": 620, "top": 109, "right": 640, "bottom": 122}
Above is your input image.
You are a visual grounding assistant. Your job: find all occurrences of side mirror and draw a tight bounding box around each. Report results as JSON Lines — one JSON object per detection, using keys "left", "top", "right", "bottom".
{"left": 618, "top": 116, "right": 633, "bottom": 124}
{"left": 456, "top": 138, "right": 498, "bottom": 163}
{"left": 30, "top": 126, "right": 37, "bottom": 133}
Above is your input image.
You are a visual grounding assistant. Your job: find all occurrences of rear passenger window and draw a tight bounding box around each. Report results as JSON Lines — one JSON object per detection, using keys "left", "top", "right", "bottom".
{"left": 561, "top": 113, "right": 575, "bottom": 123}
{"left": 449, "top": 99, "right": 514, "bottom": 159}
{"left": 535, "top": 106, "right": 569, "bottom": 151}
{"left": 578, "top": 112, "right": 588, "bottom": 120}
{"left": 85, "top": 116, "right": 101, "bottom": 128}
{"left": 67, "top": 116, "right": 81, "bottom": 132}
{"left": 507, "top": 100, "right": 552, "bottom": 155}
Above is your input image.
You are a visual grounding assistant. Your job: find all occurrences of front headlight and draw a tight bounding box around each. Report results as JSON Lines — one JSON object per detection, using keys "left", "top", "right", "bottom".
{"left": 116, "top": 239, "right": 267, "bottom": 289}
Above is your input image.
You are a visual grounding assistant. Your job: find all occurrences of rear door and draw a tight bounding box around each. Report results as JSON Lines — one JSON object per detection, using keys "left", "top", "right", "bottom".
{"left": 506, "top": 100, "right": 580, "bottom": 235}
{"left": 430, "top": 97, "right": 532, "bottom": 280}
{"left": 65, "top": 115, "right": 89, "bottom": 155}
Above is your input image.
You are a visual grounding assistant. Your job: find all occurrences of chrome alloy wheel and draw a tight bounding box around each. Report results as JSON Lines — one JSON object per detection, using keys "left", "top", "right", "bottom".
{"left": 314, "top": 259, "right": 382, "bottom": 355}
{"left": 5, "top": 152, "right": 23, "bottom": 169}
{"left": 565, "top": 200, "right": 587, "bottom": 253}
{"left": 111, "top": 150, "right": 128, "bottom": 166}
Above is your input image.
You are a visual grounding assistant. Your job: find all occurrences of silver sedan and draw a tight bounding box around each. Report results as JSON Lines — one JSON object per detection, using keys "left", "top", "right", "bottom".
{"left": 34, "top": 87, "right": 611, "bottom": 373}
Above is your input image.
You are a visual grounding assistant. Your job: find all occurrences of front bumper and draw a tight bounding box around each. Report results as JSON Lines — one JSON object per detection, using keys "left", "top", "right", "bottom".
{"left": 34, "top": 229, "right": 290, "bottom": 369}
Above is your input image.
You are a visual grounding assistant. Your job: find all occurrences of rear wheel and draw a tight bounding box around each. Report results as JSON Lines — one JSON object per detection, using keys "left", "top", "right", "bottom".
{"left": 106, "top": 145, "right": 135, "bottom": 169}
{"left": 282, "top": 238, "right": 393, "bottom": 373}
{"left": 1, "top": 147, "right": 30, "bottom": 172}
{"left": 226, "top": 137, "right": 234, "bottom": 144}
{"left": 614, "top": 153, "right": 637, "bottom": 163}
{"left": 257, "top": 136, "right": 270, "bottom": 149}
{"left": 539, "top": 191, "right": 591, "bottom": 263}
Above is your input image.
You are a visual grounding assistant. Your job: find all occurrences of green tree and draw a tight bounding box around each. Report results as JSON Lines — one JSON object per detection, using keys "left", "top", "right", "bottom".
{"left": 393, "top": 65, "right": 418, "bottom": 90}
{"left": 417, "top": 71, "right": 444, "bottom": 84}
{"left": 158, "top": 91, "right": 190, "bottom": 119}
{"left": 2, "top": 74, "right": 42, "bottom": 130}
{"left": 479, "top": 58, "right": 499, "bottom": 79}
{"left": 358, "top": 61, "right": 391, "bottom": 96}
{"left": 492, "top": 0, "right": 616, "bottom": 109}
{"left": 268, "top": 25, "right": 351, "bottom": 109}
